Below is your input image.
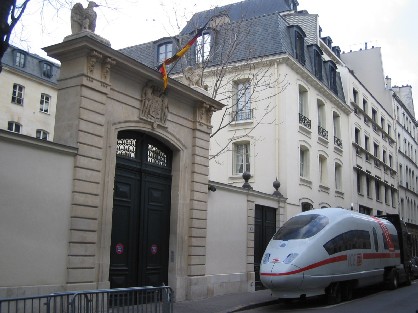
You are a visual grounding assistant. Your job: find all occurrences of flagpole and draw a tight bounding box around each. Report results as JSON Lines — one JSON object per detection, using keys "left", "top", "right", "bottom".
{"left": 156, "top": 14, "right": 219, "bottom": 91}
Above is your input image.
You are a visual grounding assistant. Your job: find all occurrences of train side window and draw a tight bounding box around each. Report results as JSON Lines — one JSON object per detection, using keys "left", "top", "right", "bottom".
{"left": 382, "top": 234, "right": 400, "bottom": 250}
{"left": 323, "top": 230, "right": 371, "bottom": 255}
{"left": 373, "top": 228, "right": 379, "bottom": 252}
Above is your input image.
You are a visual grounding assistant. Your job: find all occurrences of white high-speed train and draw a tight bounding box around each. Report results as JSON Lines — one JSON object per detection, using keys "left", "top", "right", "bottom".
{"left": 260, "top": 208, "right": 413, "bottom": 303}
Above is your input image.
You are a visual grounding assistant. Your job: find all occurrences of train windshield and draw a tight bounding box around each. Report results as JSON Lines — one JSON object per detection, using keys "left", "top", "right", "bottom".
{"left": 273, "top": 214, "right": 329, "bottom": 240}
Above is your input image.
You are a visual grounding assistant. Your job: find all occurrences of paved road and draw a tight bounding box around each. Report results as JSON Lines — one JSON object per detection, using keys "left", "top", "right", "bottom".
{"left": 243, "top": 281, "right": 418, "bottom": 312}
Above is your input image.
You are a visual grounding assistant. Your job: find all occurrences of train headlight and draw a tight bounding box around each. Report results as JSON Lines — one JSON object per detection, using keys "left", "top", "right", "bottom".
{"left": 283, "top": 253, "right": 299, "bottom": 264}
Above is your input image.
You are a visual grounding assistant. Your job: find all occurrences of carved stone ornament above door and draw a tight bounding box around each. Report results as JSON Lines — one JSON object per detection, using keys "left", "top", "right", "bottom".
{"left": 140, "top": 82, "right": 169, "bottom": 128}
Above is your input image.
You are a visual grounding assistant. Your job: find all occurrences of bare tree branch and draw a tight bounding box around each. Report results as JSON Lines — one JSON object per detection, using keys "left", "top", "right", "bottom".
{"left": 0, "top": 0, "right": 30, "bottom": 71}
{"left": 176, "top": 13, "right": 290, "bottom": 161}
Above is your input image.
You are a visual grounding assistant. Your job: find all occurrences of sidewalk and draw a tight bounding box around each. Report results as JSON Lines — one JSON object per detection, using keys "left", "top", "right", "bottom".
{"left": 173, "top": 289, "right": 278, "bottom": 313}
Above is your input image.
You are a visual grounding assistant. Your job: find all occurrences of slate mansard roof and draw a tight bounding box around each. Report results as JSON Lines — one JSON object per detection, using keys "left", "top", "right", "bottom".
{"left": 120, "top": 0, "right": 297, "bottom": 66}
{"left": 180, "top": 0, "right": 299, "bottom": 35}
{"left": 119, "top": 0, "right": 344, "bottom": 102}
{"left": 2, "top": 45, "right": 60, "bottom": 85}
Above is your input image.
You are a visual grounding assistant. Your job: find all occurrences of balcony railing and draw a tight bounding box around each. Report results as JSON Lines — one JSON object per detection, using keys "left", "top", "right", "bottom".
{"left": 318, "top": 126, "right": 328, "bottom": 140}
{"left": 299, "top": 113, "right": 311, "bottom": 129}
{"left": 364, "top": 116, "right": 369, "bottom": 125}
{"left": 231, "top": 109, "right": 253, "bottom": 122}
{"left": 334, "top": 136, "right": 343, "bottom": 148}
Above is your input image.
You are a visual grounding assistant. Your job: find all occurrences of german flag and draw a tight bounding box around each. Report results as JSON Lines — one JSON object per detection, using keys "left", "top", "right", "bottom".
{"left": 157, "top": 21, "right": 210, "bottom": 90}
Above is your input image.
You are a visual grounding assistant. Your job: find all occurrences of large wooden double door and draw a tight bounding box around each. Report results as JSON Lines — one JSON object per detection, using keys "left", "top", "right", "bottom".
{"left": 109, "top": 132, "right": 172, "bottom": 288}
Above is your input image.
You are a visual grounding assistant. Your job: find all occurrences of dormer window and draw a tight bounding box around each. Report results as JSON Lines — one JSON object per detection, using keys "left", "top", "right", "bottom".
{"left": 295, "top": 31, "right": 305, "bottom": 65}
{"left": 308, "top": 44, "right": 323, "bottom": 81}
{"left": 289, "top": 25, "right": 306, "bottom": 65}
{"left": 15, "top": 51, "right": 26, "bottom": 68}
{"left": 329, "top": 66, "right": 337, "bottom": 93}
{"left": 332, "top": 46, "right": 341, "bottom": 58}
{"left": 42, "top": 62, "right": 52, "bottom": 78}
{"left": 157, "top": 42, "right": 173, "bottom": 64}
{"left": 314, "top": 50, "right": 322, "bottom": 80}
{"left": 325, "top": 60, "right": 337, "bottom": 94}
{"left": 321, "top": 36, "right": 333, "bottom": 48}
{"left": 195, "top": 32, "right": 211, "bottom": 63}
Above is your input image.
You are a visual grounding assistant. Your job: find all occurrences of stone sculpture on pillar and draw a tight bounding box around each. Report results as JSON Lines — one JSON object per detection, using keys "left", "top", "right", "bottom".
{"left": 71, "top": 2, "right": 99, "bottom": 34}
{"left": 65, "top": 1, "right": 110, "bottom": 47}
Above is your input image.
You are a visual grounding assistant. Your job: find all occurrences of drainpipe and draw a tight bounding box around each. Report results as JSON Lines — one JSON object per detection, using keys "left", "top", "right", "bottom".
{"left": 275, "top": 61, "right": 280, "bottom": 186}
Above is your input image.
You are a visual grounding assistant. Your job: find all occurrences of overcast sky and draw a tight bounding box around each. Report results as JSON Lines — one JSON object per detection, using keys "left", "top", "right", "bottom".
{"left": 11, "top": 0, "right": 417, "bottom": 106}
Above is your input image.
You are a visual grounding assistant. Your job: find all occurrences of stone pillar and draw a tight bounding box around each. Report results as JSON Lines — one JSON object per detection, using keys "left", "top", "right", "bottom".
{"left": 46, "top": 38, "right": 115, "bottom": 290}
{"left": 187, "top": 102, "right": 215, "bottom": 298}
{"left": 246, "top": 195, "right": 256, "bottom": 290}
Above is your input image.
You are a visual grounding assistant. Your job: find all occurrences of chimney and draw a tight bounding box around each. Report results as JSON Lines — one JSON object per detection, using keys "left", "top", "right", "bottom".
{"left": 394, "top": 85, "right": 415, "bottom": 116}
{"left": 385, "top": 76, "right": 392, "bottom": 90}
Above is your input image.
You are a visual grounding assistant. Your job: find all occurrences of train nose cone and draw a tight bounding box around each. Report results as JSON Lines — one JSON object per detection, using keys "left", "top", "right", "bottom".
{"left": 260, "top": 261, "right": 303, "bottom": 291}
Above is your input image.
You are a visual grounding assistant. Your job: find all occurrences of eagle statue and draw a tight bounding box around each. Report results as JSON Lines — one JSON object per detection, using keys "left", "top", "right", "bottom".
{"left": 71, "top": 2, "right": 99, "bottom": 34}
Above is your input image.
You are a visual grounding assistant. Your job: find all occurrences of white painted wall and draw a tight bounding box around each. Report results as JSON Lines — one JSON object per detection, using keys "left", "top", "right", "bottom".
{"left": 0, "top": 132, "right": 75, "bottom": 288}
{"left": 206, "top": 188, "right": 248, "bottom": 274}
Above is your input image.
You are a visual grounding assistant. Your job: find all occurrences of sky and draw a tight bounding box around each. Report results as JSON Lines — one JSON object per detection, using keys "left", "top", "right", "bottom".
{"left": 10, "top": 0, "right": 418, "bottom": 106}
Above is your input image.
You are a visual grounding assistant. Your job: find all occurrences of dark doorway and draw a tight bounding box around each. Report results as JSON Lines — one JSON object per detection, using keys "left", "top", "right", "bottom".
{"left": 254, "top": 205, "right": 276, "bottom": 290}
{"left": 109, "top": 131, "right": 172, "bottom": 288}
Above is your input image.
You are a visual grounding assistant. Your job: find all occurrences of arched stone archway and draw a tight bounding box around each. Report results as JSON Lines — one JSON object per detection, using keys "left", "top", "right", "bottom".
{"left": 45, "top": 34, "right": 223, "bottom": 301}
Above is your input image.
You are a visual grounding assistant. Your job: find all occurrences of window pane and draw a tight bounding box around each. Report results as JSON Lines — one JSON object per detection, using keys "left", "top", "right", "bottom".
{"left": 43, "top": 63, "right": 52, "bottom": 78}
{"left": 236, "top": 82, "right": 251, "bottom": 121}
{"left": 12, "top": 84, "right": 24, "bottom": 105}
{"left": 8, "top": 122, "right": 21, "bottom": 133}
{"left": 300, "top": 150, "right": 304, "bottom": 176}
{"left": 36, "top": 129, "right": 49, "bottom": 140}
{"left": 40, "top": 94, "right": 50, "bottom": 113}
{"left": 196, "top": 33, "right": 211, "bottom": 63}
{"left": 158, "top": 43, "right": 173, "bottom": 64}
{"left": 244, "top": 144, "right": 250, "bottom": 172}
{"left": 324, "top": 230, "right": 371, "bottom": 255}
{"left": 15, "top": 52, "right": 25, "bottom": 67}
{"left": 234, "top": 143, "right": 250, "bottom": 174}
{"left": 273, "top": 214, "right": 329, "bottom": 240}
{"left": 235, "top": 144, "right": 244, "bottom": 173}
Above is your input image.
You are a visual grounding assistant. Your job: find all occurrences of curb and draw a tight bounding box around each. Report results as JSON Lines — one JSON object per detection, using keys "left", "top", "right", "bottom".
{"left": 223, "top": 299, "right": 280, "bottom": 312}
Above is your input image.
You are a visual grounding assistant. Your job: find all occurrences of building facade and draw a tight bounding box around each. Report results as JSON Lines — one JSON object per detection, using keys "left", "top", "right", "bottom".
{"left": 2, "top": 0, "right": 418, "bottom": 302}
{"left": 392, "top": 85, "right": 418, "bottom": 254}
{"left": 0, "top": 46, "right": 59, "bottom": 140}
{"left": 392, "top": 85, "right": 418, "bottom": 224}
{"left": 340, "top": 48, "right": 398, "bottom": 216}
{"left": 120, "top": 0, "right": 417, "bottom": 243}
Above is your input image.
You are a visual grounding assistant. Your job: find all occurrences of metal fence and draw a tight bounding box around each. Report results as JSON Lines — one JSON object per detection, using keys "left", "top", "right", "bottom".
{"left": 0, "top": 286, "right": 173, "bottom": 313}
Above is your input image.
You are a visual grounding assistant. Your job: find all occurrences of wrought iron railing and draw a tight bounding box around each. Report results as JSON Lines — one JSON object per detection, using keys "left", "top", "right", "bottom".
{"left": 334, "top": 136, "right": 343, "bottom": 148}
{"left": 231, "top": 109, "right": 253, "bottom": 122}
{"left": 0, "top": 286, "right": 173, "bottom": 313}
{"left": 318, "top": 126, "right": 328, "bottom": 140}
{"left": 299, "top": 113, "right": 311, "bottom": 129}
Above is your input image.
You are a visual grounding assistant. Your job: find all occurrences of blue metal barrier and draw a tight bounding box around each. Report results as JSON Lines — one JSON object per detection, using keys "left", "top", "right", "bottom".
{"left": 0, "top": 286, "right": 173, "bottom": 313}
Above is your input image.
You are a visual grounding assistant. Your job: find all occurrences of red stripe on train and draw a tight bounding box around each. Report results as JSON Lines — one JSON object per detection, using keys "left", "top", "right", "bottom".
{"left": 363, "top": 252, "right": 400, "bottom": 259}
{"left": 261, "top": 255, "right": 347, "bottom": 277}
{"left": 261, "top": 252, "right": 400, "bottom": 277}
